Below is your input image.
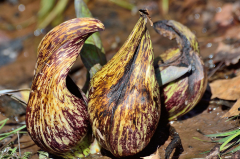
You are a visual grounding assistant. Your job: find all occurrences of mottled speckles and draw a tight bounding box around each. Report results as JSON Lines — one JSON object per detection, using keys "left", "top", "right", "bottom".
{"left": 26, "top": 18, "right": 104, "bottom": 157}
{"left": 88, "top": 14, "right": 160, "bottom": 157}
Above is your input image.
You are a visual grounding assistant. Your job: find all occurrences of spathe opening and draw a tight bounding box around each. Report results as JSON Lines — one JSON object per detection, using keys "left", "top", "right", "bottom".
{"left": 66, "top": 75, "right": 86, "bottom": 103}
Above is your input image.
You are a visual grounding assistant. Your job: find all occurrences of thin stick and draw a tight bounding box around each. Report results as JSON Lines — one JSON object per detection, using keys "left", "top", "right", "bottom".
{"left": 0, "top": 88, "right": 31, "bottom": 95}
{"left": 17, "top": 131, "right": 21, "bottom": 157}
{"left": 208, "top": 61, "right": 224, "bottom": 79}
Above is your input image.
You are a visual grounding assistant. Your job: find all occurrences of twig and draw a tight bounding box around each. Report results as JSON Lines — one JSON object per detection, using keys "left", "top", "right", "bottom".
{"left": 0, "top": 135, "right": 18, "bottom": 151}
{"left": 208, "top": 61, "right": 224, "bottom": 79}
{"left": 17, "top": 131, "right": 21, "bottom": 157}
{"left": 196, "top": 129, "right": 215, "bottom": 141}
{"left": 0, "top": 88, "right": 30, "bottom": 95}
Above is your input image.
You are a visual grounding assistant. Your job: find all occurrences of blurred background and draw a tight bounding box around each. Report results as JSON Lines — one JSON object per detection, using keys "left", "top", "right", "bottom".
{"left": 1, "top": 0, "right": 240, "bottom": 89}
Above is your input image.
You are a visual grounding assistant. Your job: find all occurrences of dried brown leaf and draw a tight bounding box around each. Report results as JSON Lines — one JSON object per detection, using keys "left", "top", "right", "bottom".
{"left": 210, "top": 75, "right": 240, "bottom": 118}
{"left": 222, "top": 99, "right": 240, "bottom": 118}
{"left": 214, "top": 3, "right": 233, "bottom": 27}
{"left": 212, "top": 1, "right": 240, "bottom": 66}
{"left": 213, "top": 41, "right": 240, "bottom": 66}
{"left": 210, "top": 75, "right": 240, "bottom": 100}
{"left": 141, "top": 148, "right": 160, "bottom": 159}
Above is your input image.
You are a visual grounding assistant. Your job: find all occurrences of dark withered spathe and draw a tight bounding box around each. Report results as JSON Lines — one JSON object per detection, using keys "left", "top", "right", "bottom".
{"left": 154, "top": 20, "right": 207, "bottom": 120}
{"left": 88, "top": 10, "right": 161, "bottom": 157}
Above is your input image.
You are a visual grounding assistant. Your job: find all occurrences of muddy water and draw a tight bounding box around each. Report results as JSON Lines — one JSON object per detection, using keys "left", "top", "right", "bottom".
{"left": 0, "top": 0, "right": 238, "bottom": 158}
